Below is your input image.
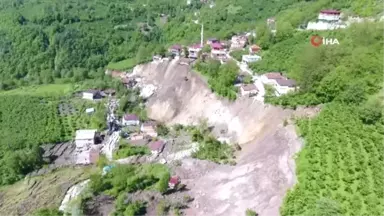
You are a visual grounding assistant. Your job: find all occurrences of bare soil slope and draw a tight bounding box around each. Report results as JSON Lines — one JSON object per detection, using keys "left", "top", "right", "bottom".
{"left": 132, "top": 60, "right": 309, "bottom": 216}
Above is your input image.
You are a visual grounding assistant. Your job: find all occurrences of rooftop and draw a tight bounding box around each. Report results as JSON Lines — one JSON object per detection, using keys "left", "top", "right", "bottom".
{"left": 265, "top": 72, "right": 283, "bottom": 80}
{"left": 211, "top": 42, "right": 223, "bottom": 49}
{"left": 170, "top": 44, "right": 182, "bottom": 50}
{"left": 75, "top": 129, "right": 97, "bottom": 140}
{"left": 124, "top": 114, "right": 139, "bottom": 121}
{"left": 241, "top": 84, "right": 258, "bottom": 91}
{"left": 189, "top": 43, "right": 202, "bottom": 49}
{"left": 169, "top": 176, "right": 180, "bottom": 184}
{"left": 276, "top": 78, "right": 296, "bottom": 87}
{"left": 149, "top": 140, "right": 165, "bottom": 151}
{"left": 320, "top": 9, "right": 341, "bottom": 14}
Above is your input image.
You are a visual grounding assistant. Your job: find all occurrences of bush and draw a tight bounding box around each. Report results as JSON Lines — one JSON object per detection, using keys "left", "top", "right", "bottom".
{"left": 245, "top": 209, "right": 258, "bottom": 216}
{"left": 157, "top": 123, "right": 170, "bottom": 136}
{"left": 33, "top": 208, "right": 63, "bottom": 216}
{"left": 113, "top": 144, "right": 150, "bottom": 159}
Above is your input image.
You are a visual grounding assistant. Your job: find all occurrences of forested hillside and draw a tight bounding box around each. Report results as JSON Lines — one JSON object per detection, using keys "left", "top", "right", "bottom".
{"left": 0, "top": 0, "right": 381, "bottom": 89}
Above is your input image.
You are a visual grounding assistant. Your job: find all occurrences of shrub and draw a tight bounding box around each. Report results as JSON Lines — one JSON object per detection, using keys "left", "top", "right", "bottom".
{"left": 245, "top": 209, "right": 258, "bottom": 216}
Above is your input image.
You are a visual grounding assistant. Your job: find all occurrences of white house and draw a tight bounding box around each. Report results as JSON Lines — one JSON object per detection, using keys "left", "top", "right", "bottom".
{"left": 122, "top": 114, "right": 140, "bottom": 126}
{"left": 318, "top": 10, "right": 341, "bottom": 22}
{"left": 242, "top": 55, "right": 262, "bottom": 64}
{"left": 141, "top": 121, "right": 158, "bottom": 137}
{"left": 261, "top": 72, "right": 296, "bottom": 95}
{"left": 85, "top": 108, "right": 95, "bottom": 114}
{"left": 240, "top": 84, "right": 258, "bottom": 97}
{"left": 306, "top": 9, "right": 346, "bottom": 30}
{"left": 188, "top": 44, "right": 202, "bottom": 58}
{"left": 82, "top": 90, "right": 102, "bottom": 100}
{"left": 75, "top": 129, "right": 97, "bottom": 149}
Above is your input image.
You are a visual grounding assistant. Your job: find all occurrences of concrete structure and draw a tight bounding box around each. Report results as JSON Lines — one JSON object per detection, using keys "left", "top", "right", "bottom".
{"left": 242, "top": 55, "right": 262, "bottom": 64}
{"left": 75, "top": 129, "right": 97, "bottom": 149}
{"left": 82, "top": 90, "right": 102, "bottom": 100}
{"left": 149, "top": 140, "right": 166, "bottom": 155}
{"left": 122, "top": 114, "right": 140, "bottom": 126}
{"left": 168, "top": 176, "right": 180, "bottom": 189}
{"left": 240, "top": 84, "right": 258, "bottom": 97}
{"left": 261, "top": 72, "right": 296, "bottom": 95}
{"left": 153, "top": 55, "right": 162, "bottom": 61}
{"left": 306, "top": 9, "right": 346, "bottom": 30}
{"left": 129, "top": 132, "right": 145, "bottom": 141}
{"left": 141, "top": 121, "right": 158, "bottom": 137}
{"left": 188, "top": 44, "right": 202, "bottom": 59}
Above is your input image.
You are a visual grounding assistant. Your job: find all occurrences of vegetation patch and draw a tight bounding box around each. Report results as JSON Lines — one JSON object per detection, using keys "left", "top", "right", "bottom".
{"left": 113, "top": 141, "right": 150, "bottom": 160}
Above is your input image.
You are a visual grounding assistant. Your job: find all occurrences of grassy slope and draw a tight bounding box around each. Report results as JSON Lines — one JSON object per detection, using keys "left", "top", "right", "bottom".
{"left": 0, "top": 167, "right": 97, "bottom": 215}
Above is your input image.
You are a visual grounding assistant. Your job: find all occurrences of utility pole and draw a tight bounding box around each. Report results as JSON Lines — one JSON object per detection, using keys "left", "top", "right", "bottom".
{"left": 200, "top": 24, "right": 204, "bottom": 47}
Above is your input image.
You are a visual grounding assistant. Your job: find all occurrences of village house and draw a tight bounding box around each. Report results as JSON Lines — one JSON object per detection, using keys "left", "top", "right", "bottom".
{"left": 169, "top": 44, "right": 182, "bottom": 56}
{"left": 168, "top": 176, "right": 180, "bottom": 189}
{"left": 122, "top": 114, "right": 140, "bottom": 126}
{"left": 82, "top": 90, "right": 102, "bottom": 100}
{"left": 188, "top": 43, "right": 202, "bottom": 59}
{"left": 141, "top": 121, "right": 158, "bottom": 137}
{"left": 242, "top": 54, "right": 262, "bottom": 64}
{"left": 249, "top": 45, "right": 261, "bottom": 54}
{"left": 129, "top": 132, "right": 145, "bottom": 141}
{"left": 230, "top": 35, "right": 248, "bottom": 49}
{"left": 240, "top": 84, "right": 258, "bottom": 97}
{"left": 210, "top": 42, "right": 227, "bottom": 60}
{"left": 307, "top": 9, "right": 346, "bottom": 30}
{"left": 75, "top": 129, "right": 97, "bottom": 150}
{"left": 149, "top": 140, "right": 166, "bottom": 155}
{"left": 206, "top": 38, "right": 219, "bottom": 45}
{"left": 261, "top": 72, "right": 297, "bottom": 95}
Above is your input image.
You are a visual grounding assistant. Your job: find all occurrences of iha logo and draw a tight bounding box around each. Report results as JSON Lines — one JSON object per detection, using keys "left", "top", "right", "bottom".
{"left": 310, "top": 35, "right": 339, "bottom": 47}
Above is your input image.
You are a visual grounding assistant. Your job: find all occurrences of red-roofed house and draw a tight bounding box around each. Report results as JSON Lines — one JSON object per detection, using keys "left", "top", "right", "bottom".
{"left": 249, "top": 45, "right": 261, "bottom": 54}
{"left": 319, "top": 10, "right": 341, "bottom": 21}
{"left": 149, "top": 140, "right": 165, "bottom": 155}
{"left": 168, "top": 176, "right": 180, "bottom": 189}
{"left": 188, "top": 43, "right": 202, "bottom": 59}
{"left": 122, "top": 114, "right": 140, "bottom": 126}
{"left": 210, "top": 42, "right": 226, "bottom": 60}
{"left": 169, "top": 44, "right": 182, "bottom": 56}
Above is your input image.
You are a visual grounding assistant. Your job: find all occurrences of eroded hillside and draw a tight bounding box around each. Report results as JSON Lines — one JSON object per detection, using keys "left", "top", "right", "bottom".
{"left": 131, "top": 59, "right": 312, "bottom": 215}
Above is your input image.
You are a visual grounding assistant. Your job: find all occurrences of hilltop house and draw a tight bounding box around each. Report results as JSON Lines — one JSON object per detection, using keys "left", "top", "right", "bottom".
{"left": 188, "top": 44, "right": 202, "bottom": 58}
{"left": 169, "top": 44, "right": 182, "bottom": 56}
{"left": 261, "top": 72, "right": 296, "bottom": 95}
{"left": 141, "top": 121, "right": 158, "bottom": 137}
{"left": 307, "top": 9, "right": 346, "bottom": 30}
{"left": 149, "top": 140, "right": 165, "bottom": 155}
{"left": 168, "top": 176, "right": 180, "bottom": 189}
{"left": 230, "top": 35, "right": 247, "bottom": 49}
{"left": 82, "top": 90, "right": 102, "bottom": 100}
{"left": 249, "top": 45, "right": 261, "bottom": 54}
{"left": 240, "top": 84, "right": 258, "bottom": 97}
{"left": 122, "top": 114, "right": 140, "bottom": 126}
{"left": 210, "top": 42, "right": 226, "bottom": 60}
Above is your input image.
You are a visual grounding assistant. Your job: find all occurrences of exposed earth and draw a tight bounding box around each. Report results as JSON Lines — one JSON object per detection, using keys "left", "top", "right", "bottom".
{"left": 131, "top": 59, "right": 317, "bottom": 216}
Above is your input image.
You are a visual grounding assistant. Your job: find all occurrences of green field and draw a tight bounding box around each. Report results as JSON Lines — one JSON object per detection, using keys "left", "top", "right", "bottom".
{"left": 0, "top": 84, "right": 106, "bottom": 185}
{"left": 107, "top": 58, "right": 137, "bottom": 71}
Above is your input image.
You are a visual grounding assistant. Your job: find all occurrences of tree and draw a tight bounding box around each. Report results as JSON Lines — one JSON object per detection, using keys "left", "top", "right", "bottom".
{"left": 33, "top": 208, "right": 63, "bottom": 216}
{"left": 202, "top": 44, "right": 211, "bottom": 53}
{"left": 245, "top": 209, "right": 258, "bottom": 216}
{"left": 156, "top": 123, "right": 169, "bottom": 136}
{"left": 157, "top": 172, "right": 170, "bottom": 193}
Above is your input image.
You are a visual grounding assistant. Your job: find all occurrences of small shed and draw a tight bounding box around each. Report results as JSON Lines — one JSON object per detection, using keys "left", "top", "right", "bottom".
{"left": 86, "top": 108, "right": 95, "bottom": 114}
{"left": 168, "top": 176, "right": 180, "bottom": 189}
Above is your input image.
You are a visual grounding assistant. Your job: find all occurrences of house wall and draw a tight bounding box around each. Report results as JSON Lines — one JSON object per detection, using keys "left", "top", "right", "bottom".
{"left": 307, "top": 21, "right": 346, "bottom": 30}
{"left": 122, "top": 119, "right": 140, "bottom": 126}
{"left": 240, "top": 88, "right": 258, "bottom": 96}
{"left": 275, "top": 86, "right": 295, "bottom": 95}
